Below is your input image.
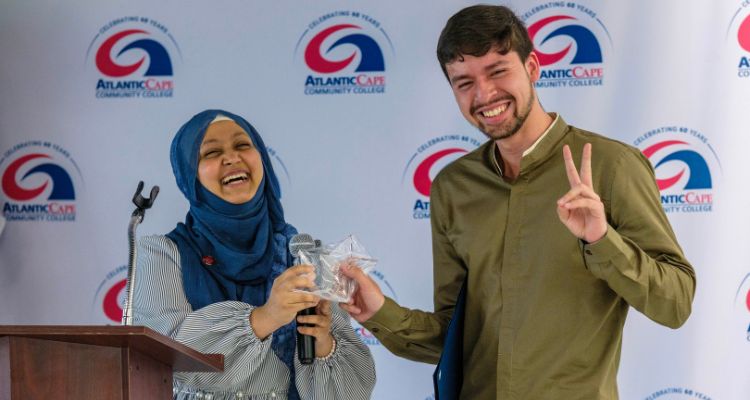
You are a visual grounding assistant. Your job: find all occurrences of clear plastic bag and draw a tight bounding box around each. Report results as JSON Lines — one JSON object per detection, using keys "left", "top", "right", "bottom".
{"left": 296, "top": 235, "right": 377, "bottom": 303}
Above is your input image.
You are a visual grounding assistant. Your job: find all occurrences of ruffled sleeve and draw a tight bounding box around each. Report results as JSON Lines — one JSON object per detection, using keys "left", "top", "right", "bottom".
{"left": 294, "top": 303, "right": 376, "bottom": 399}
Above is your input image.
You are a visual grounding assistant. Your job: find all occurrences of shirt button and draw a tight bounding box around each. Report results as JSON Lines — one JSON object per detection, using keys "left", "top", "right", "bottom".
{"left": 236, "top": 391, "right": 244, "bottom": 398}
{"left": 585, "top": 250, "right": 593, "bottom": 255}
{"left": 371, "top": 327, "right": 379, "bottom": 333}
{"left": 270, "top": 391, "right": 277, "bottom": 398}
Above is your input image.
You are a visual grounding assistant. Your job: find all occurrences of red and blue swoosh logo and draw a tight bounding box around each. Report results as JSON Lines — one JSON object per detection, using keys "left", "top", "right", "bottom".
{"left": 2, "top": 153, "right": 75, "bottom": 201}
{"left": 642, "top": 141, "right": 712, "bottom": 191}
{"left": 736, "top": 273, "right": 750, "bottom": 313}
{"left": 528, "top": 15, "right": 602, "bottom": 66}
{"left": 739, "top": 14, "right": 750, "bottom": 52}
{"left": 95, "top": 29, "right": 173, "bottom": 78}
{"left": 304, "top": 24, "right": 384, "bottom": 74}
{"left": 412, "top": 148, "right": 467, "bottom": 197}
{"left": 91, "top": 266, "right": 128, "bottom": 323}
{"left": 102, "top": 278, "right": 127, "bottom": 322}
{"left": 735, "top": 273, "right": 750, "bottom": 338}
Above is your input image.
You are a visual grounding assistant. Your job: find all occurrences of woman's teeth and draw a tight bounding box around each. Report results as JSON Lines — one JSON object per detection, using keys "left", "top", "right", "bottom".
{"left": 222, "top": 173, "right": 249, "bottom": 185}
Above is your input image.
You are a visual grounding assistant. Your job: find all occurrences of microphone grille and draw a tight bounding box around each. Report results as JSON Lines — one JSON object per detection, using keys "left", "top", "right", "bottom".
{"left": 289, "top": 233, "right": 315, "bottom": 254}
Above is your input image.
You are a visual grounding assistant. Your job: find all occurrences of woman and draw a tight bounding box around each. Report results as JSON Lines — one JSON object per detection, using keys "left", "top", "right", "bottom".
{"left": 133, "top": 109, "right": 376, "bottom": 399}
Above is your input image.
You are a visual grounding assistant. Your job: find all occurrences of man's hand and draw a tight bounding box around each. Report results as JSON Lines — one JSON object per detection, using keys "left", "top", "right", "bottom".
{"left": 556, "top": 143, "right": 607, "bottom": 243}
{"left": 339, "top": 262, "right": 385, "bottom": 323}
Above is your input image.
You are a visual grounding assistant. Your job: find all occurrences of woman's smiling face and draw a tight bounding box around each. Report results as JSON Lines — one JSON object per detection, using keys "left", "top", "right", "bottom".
{"left": 197, "top": 120, "right": 264, "bottom": 204}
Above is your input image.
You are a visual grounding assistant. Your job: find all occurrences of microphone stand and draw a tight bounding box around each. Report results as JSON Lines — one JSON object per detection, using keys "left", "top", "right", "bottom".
{"left": 122, "top": 181, "right": 159, "bottom": 326}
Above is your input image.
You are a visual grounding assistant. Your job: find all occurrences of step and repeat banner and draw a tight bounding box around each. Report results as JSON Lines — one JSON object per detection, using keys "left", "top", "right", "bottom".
{"left": 1, "top": 1, "right": 749, "bottom": 398}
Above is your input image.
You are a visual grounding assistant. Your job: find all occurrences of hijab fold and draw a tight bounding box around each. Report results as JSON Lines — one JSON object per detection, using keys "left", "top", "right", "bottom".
{"left": 166, "top": 110, "right": 299, "bottom": 399}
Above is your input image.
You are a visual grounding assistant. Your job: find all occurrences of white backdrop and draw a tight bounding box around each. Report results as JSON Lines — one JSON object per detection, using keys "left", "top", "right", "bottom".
{"left": 1, "top": 1, "right": 749, "bottom": 399}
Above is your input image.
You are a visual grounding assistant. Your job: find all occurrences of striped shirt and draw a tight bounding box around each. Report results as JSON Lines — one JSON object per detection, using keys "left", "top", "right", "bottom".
{"left": 133, "top": 235, "right": 376, "bottom": 400}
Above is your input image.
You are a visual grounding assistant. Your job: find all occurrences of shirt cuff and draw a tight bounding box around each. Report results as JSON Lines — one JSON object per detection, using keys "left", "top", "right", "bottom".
{"left": 247, "top": 306, "right": 272, "bottom": 343}
{"left": 361, "top": 296, "right": 402, "bottom": 335}
{"left": 310, "top": 336, "right": 339, "bottom": 368}
{"left": 580, "top": 225, "right": 626, "bottom": 280}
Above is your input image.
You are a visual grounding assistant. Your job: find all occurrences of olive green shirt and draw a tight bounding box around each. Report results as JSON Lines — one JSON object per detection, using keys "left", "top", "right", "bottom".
{"left": 363, "top": 115, "right": 695, "bottom": 399}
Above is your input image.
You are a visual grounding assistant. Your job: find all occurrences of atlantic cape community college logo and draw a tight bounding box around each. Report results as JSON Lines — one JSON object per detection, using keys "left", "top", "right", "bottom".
{"left": 633, "top": 126, "right": 720, "bottom": 213}
{"left": 403, "top": 135, "right": 482, "bottom": 219}
{"left": 266, "top": 146, "right": 292, "bottom": 189}
{"left": 521, "top": 2, "right": 611, "bottom": 88}
{"left": 643, "top": 387, "right": 713, "bottom": 400}
{"left": 729, "top": 2, "right": 750, "bottom": 77}
{"left": 92, "top": 265, "right": 128, "bottom": 323}
{"left": 86, "top": 17, "right": 180, "bottom": 98}
{"left": 1, "top": 141, "right": 82, "bottom": 222}
{"left": 296, "top": 10, "right": 392, "bottom": 95}
{"left": 735, "top": 273, "right": 750, "bottom": 342}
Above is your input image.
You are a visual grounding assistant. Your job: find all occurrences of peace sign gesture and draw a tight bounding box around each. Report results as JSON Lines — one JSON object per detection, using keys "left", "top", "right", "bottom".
{"left": 556, "top": 143, "right": 608, "bottom": 243}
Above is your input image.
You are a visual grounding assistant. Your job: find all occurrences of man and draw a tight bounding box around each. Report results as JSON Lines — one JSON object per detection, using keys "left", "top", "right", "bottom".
{"left": 341, "top": 4, "right": 696, "bottom": 399}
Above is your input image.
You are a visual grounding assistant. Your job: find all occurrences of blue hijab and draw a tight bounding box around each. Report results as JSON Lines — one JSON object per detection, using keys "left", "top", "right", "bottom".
{"left": 166, "top": 109, "right": 300, "bottom": 399}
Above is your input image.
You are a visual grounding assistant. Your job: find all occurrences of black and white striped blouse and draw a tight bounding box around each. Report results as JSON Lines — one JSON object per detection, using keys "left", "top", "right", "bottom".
{"left": 133, "top": 235, "right": 376, "bottom": 400}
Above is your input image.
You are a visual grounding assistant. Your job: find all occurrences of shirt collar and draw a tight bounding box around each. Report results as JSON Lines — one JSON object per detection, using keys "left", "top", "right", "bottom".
{"left": 492, "top": 113, "right": 561, "bottom": 177}
{"left": 522, "top": 113, "right": 559, "bottom": 157}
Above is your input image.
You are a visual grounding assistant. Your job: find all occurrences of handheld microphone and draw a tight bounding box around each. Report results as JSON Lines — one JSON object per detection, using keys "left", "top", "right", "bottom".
{"left": 288, "top": 233, "right": 316, "bottom": 364}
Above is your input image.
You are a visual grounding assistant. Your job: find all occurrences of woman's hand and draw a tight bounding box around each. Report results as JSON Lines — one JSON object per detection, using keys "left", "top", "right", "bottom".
{"left": 251, "top": 264, "right": 319, "bottom": 340}
{"left": 297, "top": 300, "right": 334, "bottom": 358}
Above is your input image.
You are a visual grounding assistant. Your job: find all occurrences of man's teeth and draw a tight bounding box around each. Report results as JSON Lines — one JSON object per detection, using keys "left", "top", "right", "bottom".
{"left": 482, "top": 104, "right": 507, "bottom": 118}
{"left": 222, "top": 173, "right": 249, "bottom": 184}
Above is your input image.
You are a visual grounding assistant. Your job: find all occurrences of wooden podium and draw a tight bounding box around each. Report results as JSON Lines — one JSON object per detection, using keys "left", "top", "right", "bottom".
{"left": 0, "top": 325, "right": 224, "bottom": 400}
